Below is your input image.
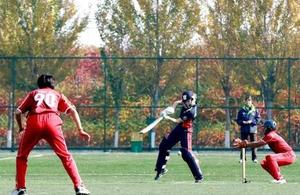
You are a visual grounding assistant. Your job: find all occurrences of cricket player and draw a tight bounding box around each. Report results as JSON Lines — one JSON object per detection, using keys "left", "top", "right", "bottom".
{"left": 12, "top": 74, "right": 91, "bottom": 195}
{"left": 154, "top": 91, "right": 203, "bottom": 183}
{"left": 234, "top": 119, "right": 296, "bottom": 184}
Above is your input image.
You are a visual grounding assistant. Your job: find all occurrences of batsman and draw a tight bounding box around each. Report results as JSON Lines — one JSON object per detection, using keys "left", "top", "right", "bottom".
{"left": 154, "top": 91, "right": 203, "bottom": 183}
{"left": 234, "top": 119, "right": 296, "bottom": 184}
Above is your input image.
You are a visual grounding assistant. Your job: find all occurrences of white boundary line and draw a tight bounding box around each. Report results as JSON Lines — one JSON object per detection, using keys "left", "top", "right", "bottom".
{"left": 0, "top": 154, "right": 48, "bottom": 161}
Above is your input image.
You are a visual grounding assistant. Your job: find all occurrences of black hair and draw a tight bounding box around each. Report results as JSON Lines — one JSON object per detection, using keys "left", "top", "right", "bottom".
{"left": 37, "top": 74, "right": 55, "bottom": 89}
{"left": 244, "top": 94, "right": 252, "bottom": 101}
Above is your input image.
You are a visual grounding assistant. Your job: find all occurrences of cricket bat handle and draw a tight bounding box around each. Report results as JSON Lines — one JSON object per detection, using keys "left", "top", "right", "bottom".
{"left": 139, "top": 116, "right": 163, "bottom": 134}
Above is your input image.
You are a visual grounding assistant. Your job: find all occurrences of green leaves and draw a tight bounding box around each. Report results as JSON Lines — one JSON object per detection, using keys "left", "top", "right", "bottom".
{"left": 0, "top": 0, "right": 88, "bottom": 90}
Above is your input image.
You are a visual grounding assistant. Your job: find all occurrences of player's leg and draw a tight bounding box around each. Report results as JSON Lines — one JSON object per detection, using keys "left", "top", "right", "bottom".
{"left": 250, "top": 133, "right": 257, "bottom": 162}
{"left": 270, "top": 151, "right": 296, "bottom": 181}
{"left": 180, "top": 130, "right": 203, "bottom": 182}
{"left": 180, "top": 148, "right": 203, "bottom": 182}
{"left": 261, "top": 157, "right": 273, "bottom": 175}
{"left": 155, "top": 126, "right": 180, "bottom": 179}
{"left": 155, "top": 137, "right": 170, "bottom": 173}
{"left": 44, "top": 128, "right": 82, "bottom": 186}
{"left": 276, "top": 151, "right": 296, "bottom": 167}
{"left": 263, "top": 153, "right": 294, "bottom": 181}
{"left": 44, "top": 115, "right": 89, "bottom": 194}
{"left": 15, "top": 116, "right": 41, "bottom": 190}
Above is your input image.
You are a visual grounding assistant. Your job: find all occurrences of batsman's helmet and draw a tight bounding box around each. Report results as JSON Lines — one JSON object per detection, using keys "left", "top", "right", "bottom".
{"left": 182, "top": 91, "right": 196, "bottom": 102}
{"left": 263, "top": 120, "right": 276, "bottom": 135}
{"left": 37, "top": 74, "right": 55, "bottom": 89}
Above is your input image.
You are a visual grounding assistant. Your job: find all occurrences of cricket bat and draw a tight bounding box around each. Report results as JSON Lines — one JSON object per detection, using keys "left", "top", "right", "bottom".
{"left": 139, "top": 116, "right": 163, "bottom": 134}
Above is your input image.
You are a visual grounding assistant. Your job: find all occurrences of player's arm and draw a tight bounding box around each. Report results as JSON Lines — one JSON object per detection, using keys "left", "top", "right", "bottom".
{"left": 66, "top": 106, "right": 91, "bottom": 142}
{"left": 233, "top": 138, "right": 266, "bottom": 148}
{"left": 172, "top": 100, "right": 182, "bottom": 110}
{"left": 15, "top": 109, "right": 24, "bottom": 132}
{"left": 59, "top": 94, "right": 90, "bottom": 141}
{"left": 162, "top": 100, "right": 183, "bottom": 123}
{"left": 246, "top": 140, "right": 266, "bottom": 148}
{"left": 164, "top": 115, "right": 183, "bottom": 123}
{"left": 15, "top": 93, "right": 33, "bottom": 133}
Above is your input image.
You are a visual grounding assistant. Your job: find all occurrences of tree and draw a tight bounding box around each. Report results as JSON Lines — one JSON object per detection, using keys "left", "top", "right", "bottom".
{"left": 95, "top": 0, "right": 201, "bottom": 147}
{"left": 242, "top": 0, "right": 300, "bottom": 119}
{"left": 0, "top": 0, "right": 88, "bottom": 90}
{"left": 100, "top": 49, "right": 128, "bottom": 148}
{"left": 199, "top": 0, "right": 247, "bottom": 147}
{"left": 199, "top": 0, "right": 300, "bottom": 146}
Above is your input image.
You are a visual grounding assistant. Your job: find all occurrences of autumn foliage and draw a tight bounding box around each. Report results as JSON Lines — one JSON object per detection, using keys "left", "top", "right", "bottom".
{"left": 1, "top": 52, "right": 300, "bottom": 149}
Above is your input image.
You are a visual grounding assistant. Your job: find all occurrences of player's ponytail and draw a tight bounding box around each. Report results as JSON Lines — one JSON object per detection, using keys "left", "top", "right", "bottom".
{"left": 37, "top": 74, "right": 55, "bottom": 89}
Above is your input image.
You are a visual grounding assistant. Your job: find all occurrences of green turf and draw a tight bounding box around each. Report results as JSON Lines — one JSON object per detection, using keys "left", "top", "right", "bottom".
{"left": 1, "top": 151, "right": 300, "bottom": 195}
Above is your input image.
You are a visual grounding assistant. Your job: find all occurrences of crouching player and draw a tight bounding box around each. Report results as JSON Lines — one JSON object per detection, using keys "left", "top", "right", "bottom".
{"left": 154, "top": 91, "right": 203, "bottom": 183}
{"left": 12, "top": 74, "right": 91, "bottom": 195}
{"left": 234, "top": 119, "right": 296, "bottom": 184}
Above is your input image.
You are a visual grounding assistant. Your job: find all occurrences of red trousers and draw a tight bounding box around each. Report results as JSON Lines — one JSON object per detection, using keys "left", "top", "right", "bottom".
{"left": 16, "top": 113, "right": 82, "bottom": 189}
{"left": 260, "top": 151, "right": 296, "bottom": 180}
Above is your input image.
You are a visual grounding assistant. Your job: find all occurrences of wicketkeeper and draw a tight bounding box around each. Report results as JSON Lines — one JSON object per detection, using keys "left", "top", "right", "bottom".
{"left": 154, "top": 91, "right": 203, "bottom": 183}
{"left": 234, "top": 119, "right": 296, "bottom": 184}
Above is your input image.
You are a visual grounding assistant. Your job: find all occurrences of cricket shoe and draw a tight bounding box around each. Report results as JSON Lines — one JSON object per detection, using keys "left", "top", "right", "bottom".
{"left": 253, "top": 159, "right": 258, "bottom": 163}
{"left": 75, "top": 185, "right": 90, "bottom": 195}
{"left": 195, "top": 178, "right": 204, "bottom": 183}
{"left": 154, "top": 168, "right": 168, "bottom": 181}
{"left": 271, "top": 178, "right": 286, "bottom": 184}
{"left": 11, "top": 188, "right": 27, "bottom": 195}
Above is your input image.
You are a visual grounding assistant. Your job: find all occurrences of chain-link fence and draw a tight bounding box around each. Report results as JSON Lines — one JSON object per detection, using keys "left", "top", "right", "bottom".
{"left": 1, "top": 56, "right": 300, "bottom": 150}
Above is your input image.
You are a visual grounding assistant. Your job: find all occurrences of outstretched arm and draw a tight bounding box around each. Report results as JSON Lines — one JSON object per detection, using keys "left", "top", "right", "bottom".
{"left": 233, "top": 138, "right": 266, "bottom": 148}
{"left": 67, "top": 106, "right": 91, "bottom": 142}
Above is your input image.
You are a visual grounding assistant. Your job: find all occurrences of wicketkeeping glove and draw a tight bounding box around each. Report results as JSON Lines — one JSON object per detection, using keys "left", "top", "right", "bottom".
{"left": 233, "top": 138, "right": 248, "bottom": 148}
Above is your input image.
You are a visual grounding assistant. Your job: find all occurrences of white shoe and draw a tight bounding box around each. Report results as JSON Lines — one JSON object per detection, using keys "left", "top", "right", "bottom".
{"left": 154, "top": 168, "right": 168, "bottom": 181}
{"left": 11, "top": 188, "right": 27, "bottom": 195}
{"left": 239, "top": 159, "right": 243, "bottom": 164}
{"left": 271, "top": 178, "right": 286, "bottom": 184}
{"left": 75, "top": 185, "right": 90, "bottom": 195}
{"left": 253, "top": 159, "right": 258, "bottom": 163}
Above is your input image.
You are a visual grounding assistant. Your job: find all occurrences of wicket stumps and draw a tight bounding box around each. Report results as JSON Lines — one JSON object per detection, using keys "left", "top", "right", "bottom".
{"left": 241, "top": 148, "right": 250, "bottom": 183}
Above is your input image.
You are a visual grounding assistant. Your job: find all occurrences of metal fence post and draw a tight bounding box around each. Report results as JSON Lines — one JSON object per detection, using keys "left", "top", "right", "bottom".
{"left": 10, "top": 57, "right": 16, "bottom": 152}
{"left": 100, "top": 50, "right": 108, "bottom": 151}
{"left": 287, "top": 58, "right": 292, "bottom": 143}
{"left": 7, "top": 92, "right": 13, "bottom": 148}
{"left": 195, "top": 58, "right": 200, "bottom": 147}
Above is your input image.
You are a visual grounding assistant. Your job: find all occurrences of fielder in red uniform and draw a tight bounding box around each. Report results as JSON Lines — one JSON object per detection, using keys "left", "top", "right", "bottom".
{"left": 12, "top": 74, "right": 91, "bottom": 195}
{"left": 234, "top": 119, "right": 296, "bottom": 184}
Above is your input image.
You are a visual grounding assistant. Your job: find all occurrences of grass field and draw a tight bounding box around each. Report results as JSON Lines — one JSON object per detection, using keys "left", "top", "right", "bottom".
{"left": 1, "top": 150, "right": 300, "bottom": 195}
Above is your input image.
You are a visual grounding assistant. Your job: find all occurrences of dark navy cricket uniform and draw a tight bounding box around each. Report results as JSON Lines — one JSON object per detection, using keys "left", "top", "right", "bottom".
{"left": 155, "top": 105, "right": 203, "bottom": 181}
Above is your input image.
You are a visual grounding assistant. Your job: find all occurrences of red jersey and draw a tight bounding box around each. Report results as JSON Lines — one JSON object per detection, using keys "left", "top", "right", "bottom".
{"left": 263, "top": 131, "right": 293, "bottom": 153}
{"left": 17, "top": 87, "right": 73, "bottom": 115}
